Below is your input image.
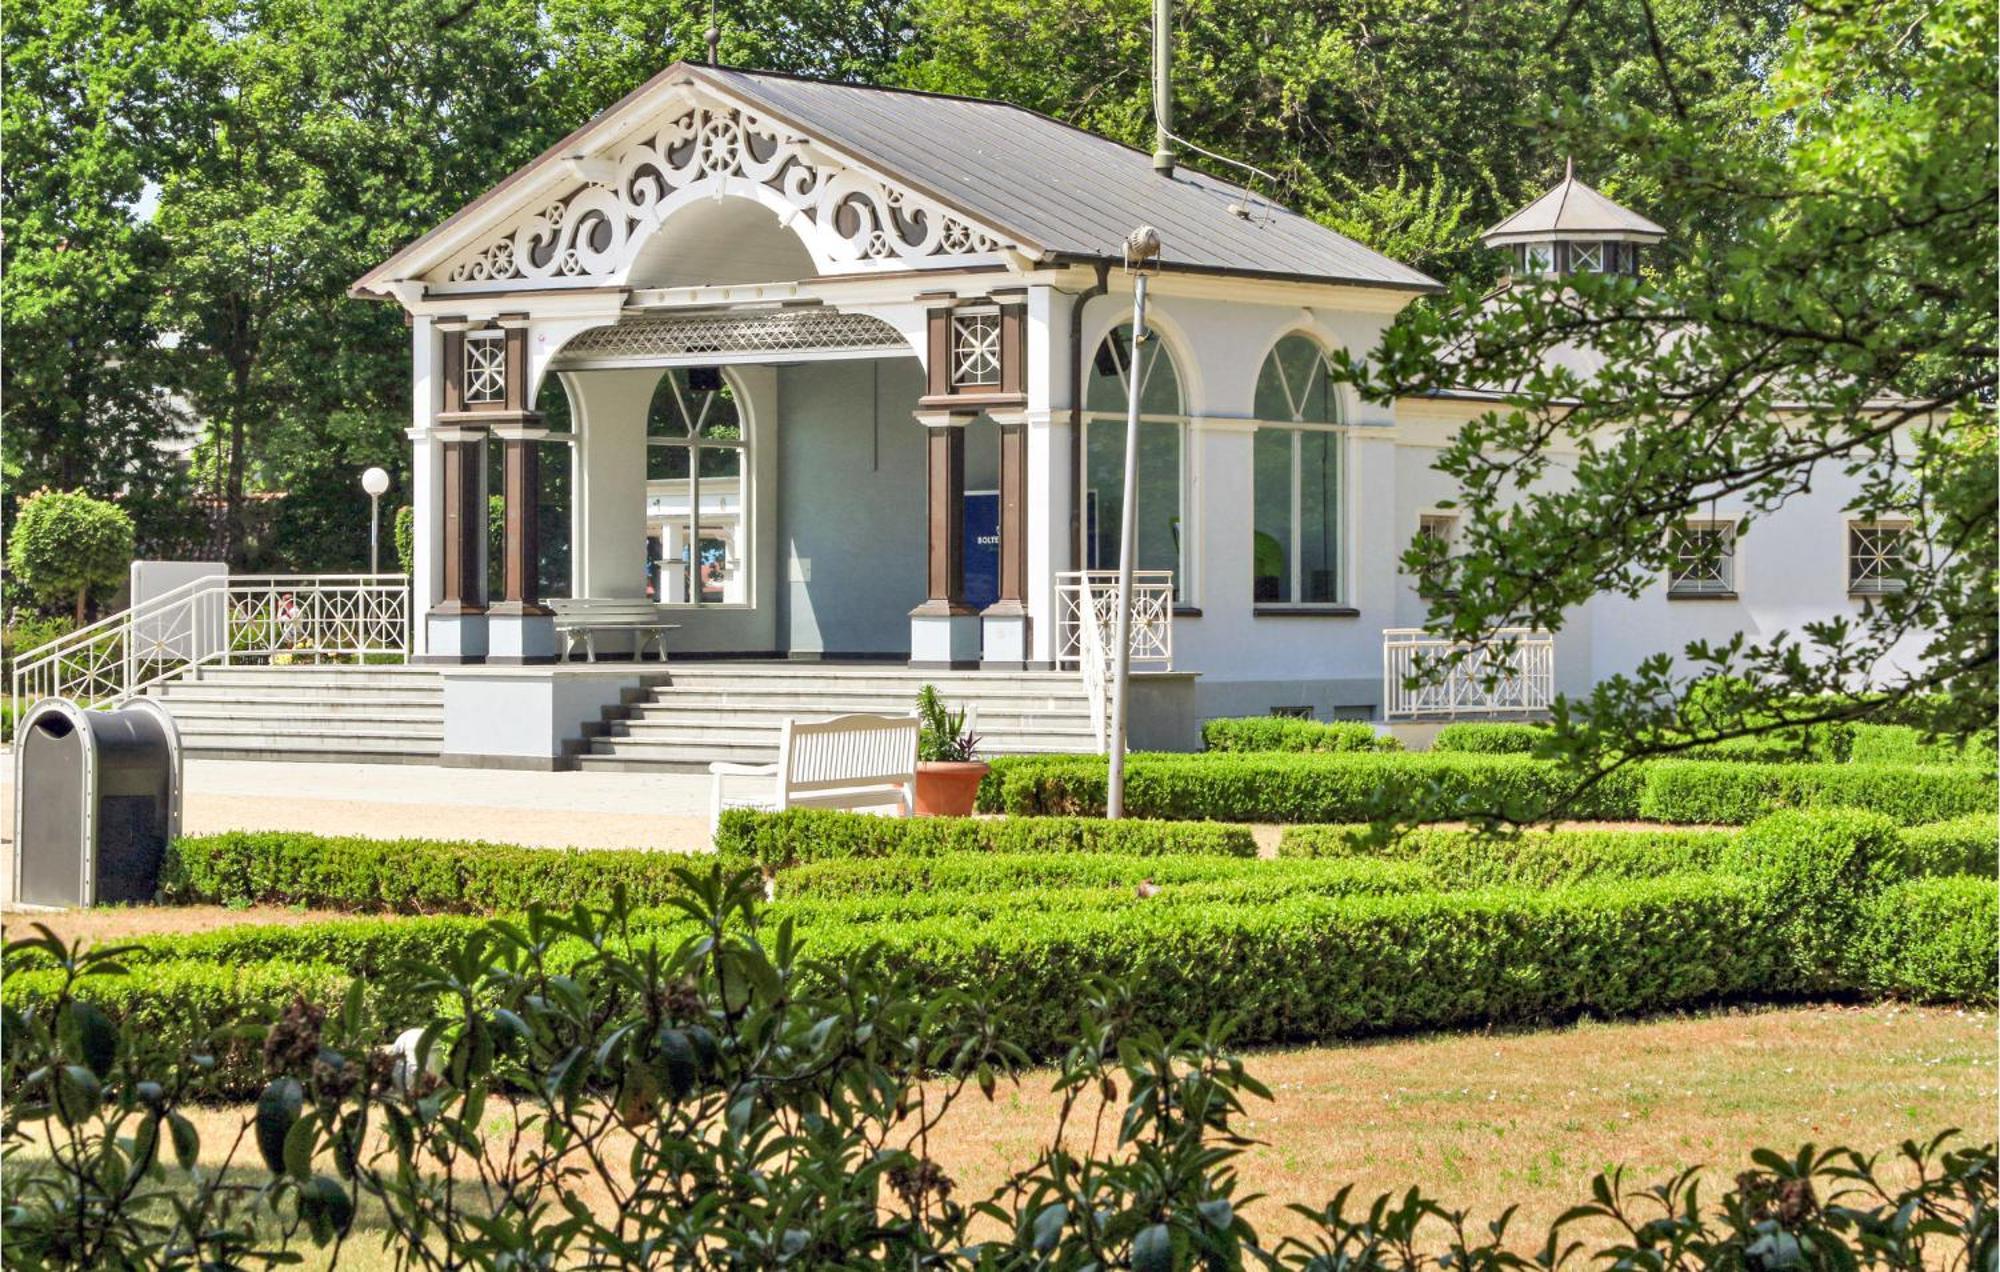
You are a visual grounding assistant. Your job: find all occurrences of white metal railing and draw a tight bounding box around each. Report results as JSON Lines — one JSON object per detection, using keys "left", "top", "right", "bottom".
{"left": 1382, "top": 627, "right": 1554, "bottom": 720}
{"left": 10, "top": 574, "right": 412, "bottom": 711}
{"left": 1055, "top": 570, "right": 1175, "bottom": 751}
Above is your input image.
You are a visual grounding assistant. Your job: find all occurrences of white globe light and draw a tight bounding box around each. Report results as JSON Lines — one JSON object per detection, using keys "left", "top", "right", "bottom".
{"left": 360, "top": 466, "right": 391, "bottom": 497}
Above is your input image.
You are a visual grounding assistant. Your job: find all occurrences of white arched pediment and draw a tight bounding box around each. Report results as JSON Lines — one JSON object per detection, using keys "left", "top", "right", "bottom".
{"left": 431, "top": 93, "right": 1018, "bottom": 290}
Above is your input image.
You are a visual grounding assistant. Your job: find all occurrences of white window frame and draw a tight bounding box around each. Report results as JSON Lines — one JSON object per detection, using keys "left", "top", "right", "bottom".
{"left": 1251, "top": 422, "right": 1347, "bottom": 608}
{"left": 463, "top": 330, "right": 507, "bottom": 405}
{"left": 950, "top": 307, "right": 1001, "bottom": 388}
{"left": 1081, "top": 325, "right": 1193, "bottom": 603}
{"left": 1569, "top": 241, "right": 1604, "bottom": 274}
{"left": 1667, "top": 520, "right": 1738, "bottom": 597}
{"left": 1414, "top": 511, "right": 1458, "bottom": 590}
{"left": 1524, "top": 243, "right": 1555, "bottom": 274}
{"left": 1847, "top": 519, "right": 1913, "bottom": 596}
{"left": 646, "top": 367, "right": 752, "bottom": 610}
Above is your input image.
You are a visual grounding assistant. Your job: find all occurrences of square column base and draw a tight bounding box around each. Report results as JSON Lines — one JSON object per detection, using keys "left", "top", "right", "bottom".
{"left": 421, "top": 610, "right": 488, "bottom": 663}
{"left": 486, "top": 609, "right": 557, "bottom": 665}
{"left": 980, "top": 607, "right": 1028, "bottom": 669}
{"left": 909, "top": 610, "right": 981, "bottom": 669}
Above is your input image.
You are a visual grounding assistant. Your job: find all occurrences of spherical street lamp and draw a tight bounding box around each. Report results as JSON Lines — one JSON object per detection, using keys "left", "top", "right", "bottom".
{"left": 361, "top": 466, "right": 391, "bottom": 575}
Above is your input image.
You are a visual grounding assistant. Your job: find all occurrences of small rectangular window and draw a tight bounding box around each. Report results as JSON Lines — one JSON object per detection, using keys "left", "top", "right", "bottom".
{"left": 462, "top": 331, "right": 507, "bottom": 405}
{"left": 1667, "top": 522, "right": 1737, "bottom": 596}
{"left": 950, "top": 310, "right": 1001, "bottom": 387}
{"left": 1848, "top": 521, "right": 1913, "bottom": 595}
{"left": 1415, "top": 513, "right": 1457, "bottom": 591}
{"left": 1570, "top": 242, "right": 1604, "bottom": 273}
{"left": 1524, "top": 243, "right": 1554, "bottom": 274}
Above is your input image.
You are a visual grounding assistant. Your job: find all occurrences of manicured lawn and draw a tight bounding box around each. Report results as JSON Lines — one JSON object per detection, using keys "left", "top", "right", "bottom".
{"left": 17, "top": 1003, "right": 1986, "bottom": 1266}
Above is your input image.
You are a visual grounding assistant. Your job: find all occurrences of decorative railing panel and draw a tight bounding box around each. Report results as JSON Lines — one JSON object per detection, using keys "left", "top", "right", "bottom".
{"left": 1055, "top": 570, "right": 1175, "bottom": 752}
{"left": 11, "top": 574, "right": 411, "bottom": 712}
{"left": 1382, "top": 627, "right": 1554, "bottom": 720}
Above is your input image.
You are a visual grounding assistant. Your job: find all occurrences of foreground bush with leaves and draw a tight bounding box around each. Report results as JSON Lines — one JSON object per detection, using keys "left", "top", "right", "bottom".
{"left": 4, "top": 870, "right": 1994, "bottom": 1269}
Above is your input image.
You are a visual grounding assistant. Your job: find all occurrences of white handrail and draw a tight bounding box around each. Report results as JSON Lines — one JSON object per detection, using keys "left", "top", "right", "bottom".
{"left": 1055, "top": 569, "right": 1174, "bottom": 753}
{"left": 11, "top": 573, "right": 412, "bottom": 714}
{"left": 1382, "top": 627, "right": 1554, "bottom": 720}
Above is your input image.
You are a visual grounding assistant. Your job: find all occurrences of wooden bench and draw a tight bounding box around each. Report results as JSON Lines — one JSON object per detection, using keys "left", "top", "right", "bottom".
{"left": 709, "top": 713, "right": 919, "bottom": 834}
{"left": 549, "top": 598, "right": 679, "bottom": 663}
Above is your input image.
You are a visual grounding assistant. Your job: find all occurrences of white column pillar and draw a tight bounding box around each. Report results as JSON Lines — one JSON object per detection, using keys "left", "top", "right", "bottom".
{"left": 408, "top": 316, "right": 443, "bottom": 657}
{"left": 570, "top": 368, "right": 659, "bottom": 601}
{"left": 1024, "top": 283, "right": 1068, "bottom": 668}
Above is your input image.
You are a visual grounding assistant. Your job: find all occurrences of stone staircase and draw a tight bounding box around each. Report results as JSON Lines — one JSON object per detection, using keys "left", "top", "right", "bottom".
{"left": 577, "top": 663, "right": 1097, "bottom": 772}
{"left": 146, "top": 664, "right": 444, "bottom": 764}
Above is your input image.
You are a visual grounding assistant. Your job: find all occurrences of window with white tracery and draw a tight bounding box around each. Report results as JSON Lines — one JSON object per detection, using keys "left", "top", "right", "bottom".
{"left": 1848, "top": 521, "right": 1913, "bottom": 595}
{"left": 645, "top": 367, "right": 748, "bottom": 606}
{"left": 1251, "top": 334, "right": 1343, "bottom": 606}
{"left": 1569, "top": 242, "right": 1604, "bottom": 273}
{"left": 951, "top": 310, "right": 1001, "bottom": 387}
{"left": 1415, "top": 513, "right": 1457, "bottom": 589}
{"left": 1667, "top": 522, "right": 1737, "bottom": 596}
{"left": 1083, "top": 324, "right": 1186, "bottom": 597}
{"left": 463, "top": 331, "right": 507, "bottom": 405}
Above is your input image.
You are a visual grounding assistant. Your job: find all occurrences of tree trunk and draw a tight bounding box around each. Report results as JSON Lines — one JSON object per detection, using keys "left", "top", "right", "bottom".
{"left": 74, "top": 588, "right": 87, "bottom": 627}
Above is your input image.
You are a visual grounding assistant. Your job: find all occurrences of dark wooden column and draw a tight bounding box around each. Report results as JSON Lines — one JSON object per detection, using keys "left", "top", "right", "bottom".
{"left": 492, "top": 435, "right": 549, "bottom": 614}
{"left": 912, "top": 417, "right": 974, "bottom": 615}
{"left": 436, "top": 431, "right": 486, "bottom": 614}
{"left": 990, "top": 418, "right": 1027, "bottom": 613}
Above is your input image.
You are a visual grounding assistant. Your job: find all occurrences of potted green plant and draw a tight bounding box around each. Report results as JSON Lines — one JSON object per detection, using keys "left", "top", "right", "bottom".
{"left": 914, "top": 683, "right": 987, "bottom": 816}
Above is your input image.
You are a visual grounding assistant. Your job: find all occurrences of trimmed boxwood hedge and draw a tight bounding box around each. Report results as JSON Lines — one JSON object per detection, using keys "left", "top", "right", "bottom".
{"left": 773, "top": 852, "right": 1429, "bottom": 900}
{"left": 1900, "top": 814, "right": 2000, "bottom": 878}
{"left": 1200, "top": 717, "right": 1396, "bottom": 753}
{"left": 712, "top": 808, "right": 1257, "bottom": 870}
{"left": 979, "top": 752, "right": 1648, "bottom": 823}
{"left": 1278, "top": 824, "right": 1738, "bottom": 887}
{"left": 1847, "top": 724, "right": 1993, "bottom": 767}
{"left": 979, "top": 752, "right": 1993, "bottom": 826}
{"left": 160, "top": 830, "right": 700, "bottom": 914}
{"left": 1850, "top": 877, "right": 2000, "bottom": 1003}
{"left": 1638, "top": 760, "right": 1993, "bottom": 826}
{"left": 1431, "top": 723, "right": 1546, "bottom": 754}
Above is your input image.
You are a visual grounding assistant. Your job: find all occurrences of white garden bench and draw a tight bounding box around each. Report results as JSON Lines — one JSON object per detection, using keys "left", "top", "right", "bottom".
{"left": 549, "top": 598, "right": 679, "bottom": 663}
{"left": 708, "top": 713, "right": 919, "bottom": 835}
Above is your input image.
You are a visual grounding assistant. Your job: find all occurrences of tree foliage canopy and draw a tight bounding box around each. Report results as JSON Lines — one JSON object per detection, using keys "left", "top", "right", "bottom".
{"left": 7, "top": 488, "right": 137, "bottom": 623}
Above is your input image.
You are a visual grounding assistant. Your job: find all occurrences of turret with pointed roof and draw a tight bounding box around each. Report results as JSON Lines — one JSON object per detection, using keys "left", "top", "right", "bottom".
{"left": 1481, "top": 160, "right": 1666, "bottom": 278}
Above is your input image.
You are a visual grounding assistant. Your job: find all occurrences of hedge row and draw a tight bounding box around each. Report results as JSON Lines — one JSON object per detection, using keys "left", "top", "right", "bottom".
{"left": 1279, "top": 825, "right": 1738, "bottom": 888}
{"left": 977, "top": 752, "right": 1993, "bottom": 826}
{"left": 1431, "top": 723, "right": 1547, "bottom": 754}
{"left": 1853, "top": 878, "right": 2000, "bottom": 1003}
{"left": 713, "top": 808, "right": 1257, "bottom": 870}
{"left": 771, "top": 851, "right": 1417, "bottom": 900}
{"left": 1900, "top": 814, "right": 2000, "bottom": 878}
{"left": 1430, "top": 720, "right": 1992, "bottom": 768}
{"left": 161, "top": 831, "right": 699, "bottom": 914}
{"left": 1200, "top": 717, "right": 1396, "bottom": 754}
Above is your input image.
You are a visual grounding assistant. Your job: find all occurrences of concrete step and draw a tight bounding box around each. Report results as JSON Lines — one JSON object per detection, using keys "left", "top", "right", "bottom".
{"left": 150, "top": 689, "right": 442, "bottom": 711}
{"left": 168, "top": 716, "right": 444, "bottom": 739}
{"left": 601, "top": 722, "right": 1096, "bottom": 750}
{"left": 146, "top": 664, "right": 444, "bottom": 765}
{"left": 178, "top": 666, "right": 440, "bottom": 689}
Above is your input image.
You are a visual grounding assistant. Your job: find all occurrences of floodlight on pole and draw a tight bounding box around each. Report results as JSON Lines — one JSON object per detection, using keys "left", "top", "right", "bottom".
{"left": 361, "top": 466, "right": 391, "bottom": 575}
{"left": 1107, "top": 225, "right": 1161, "bottom": 820}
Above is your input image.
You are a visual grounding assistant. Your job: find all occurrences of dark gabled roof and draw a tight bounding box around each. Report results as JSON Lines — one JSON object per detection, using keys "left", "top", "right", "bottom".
{"left": 708, "top": 68, "right": 1439, "bottom": 291}
{"left": 354, "top": 63, "right": 1440, "bottom": 296}
{"left": 1481, "top": 164, "right": 1666, "bottom": 247}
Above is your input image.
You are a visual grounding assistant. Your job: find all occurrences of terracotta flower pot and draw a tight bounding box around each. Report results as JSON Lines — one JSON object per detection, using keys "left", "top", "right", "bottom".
{"left": 915, "top": 760, "right": 990, "bottom": 817}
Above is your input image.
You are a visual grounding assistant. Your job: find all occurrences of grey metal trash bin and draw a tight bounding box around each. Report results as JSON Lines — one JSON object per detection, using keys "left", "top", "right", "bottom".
{"left": 12, "top": 698, "right": 182, "bottom": 908}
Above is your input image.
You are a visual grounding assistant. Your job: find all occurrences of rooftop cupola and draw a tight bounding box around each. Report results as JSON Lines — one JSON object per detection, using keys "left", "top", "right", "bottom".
{"left": 1481, "top": 159, "right": 1666, "bottom": 278}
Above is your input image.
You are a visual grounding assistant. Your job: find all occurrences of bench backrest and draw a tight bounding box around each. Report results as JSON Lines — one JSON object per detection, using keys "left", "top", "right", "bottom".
{"left": 549, "top": 598, "right": 666, "bottom": 624}
{"left": 779, "top": 713, "right": 919, "bottom": 796}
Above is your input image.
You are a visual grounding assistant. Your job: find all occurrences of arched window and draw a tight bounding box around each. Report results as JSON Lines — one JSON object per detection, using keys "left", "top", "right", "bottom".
{"left": 1082, "top": 324, "right": 1186, "bottom": 592}
{"left": 1252, "top": 334, "right": 1342, "bottom": 605}
{"left": 645, "top": 367, "right": 748, "bottom": 605}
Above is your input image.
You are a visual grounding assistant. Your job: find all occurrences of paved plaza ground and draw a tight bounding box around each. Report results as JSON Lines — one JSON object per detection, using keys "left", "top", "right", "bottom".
{"left": 0, "top": 759, "right": 718, "bottom": 906}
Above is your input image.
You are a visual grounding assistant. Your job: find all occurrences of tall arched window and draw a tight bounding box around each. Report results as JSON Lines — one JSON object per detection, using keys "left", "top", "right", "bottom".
{"left": 1252, "top": 334, "right": 1342, "bottom": 605}
{"left": 645, "top": 367, "right": 748, "bottom": 605}
{"left": 1082, "top": 324, "right": 1186, "bottom": 593}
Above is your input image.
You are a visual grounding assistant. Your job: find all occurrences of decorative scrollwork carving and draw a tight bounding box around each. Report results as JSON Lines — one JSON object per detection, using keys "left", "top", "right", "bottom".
{"left": 440, "top": 95, "right": 1010, "bottom": 285}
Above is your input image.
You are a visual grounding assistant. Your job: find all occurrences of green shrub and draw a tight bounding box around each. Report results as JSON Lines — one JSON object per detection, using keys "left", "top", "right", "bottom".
{"left": 1853, "top": 877, "right": 1999, "bottom": 1004}
{"left": 983, "top": 752, "right": 1647, "bottom": 823}
{"left": 774, "top": 851, "right": 1432, "bottom": 900}
{"left": 1723, "top": 809, "right": 1909, "bottom": 989}
{"left": 1639, "top": 760, "right": 1995, "bottom": 826}
{"left": 1848, "top": 723, "right": 1993, "bottom": 767}
{"left": 0, "top": 958, "right": 351, "bottom": 1096}
{"left": 1678, "top": 725, "right": 1853, "bottom": 764}
{"left": 5, "top": 488, "right": 135, "bottom": 624}
{"left": 1900, "top": 814, "right": 2000, "bottom": 877}
{"left": 1200, "top": 717, "right": 1395, "bottom": 753}
{"left": 795, "top": 876, "right": 1790, "bottom": 1056}
{"left": 1278, "top": 825, "right": 1739, "bottom": 888}
{"left": 1431, "top": 722, "right": 1546, "bottom": 754}
{"left": 160, "top": 830, "right": 699, "bottom": 914}
{"left": 712, "top": 809, "right": 1257, "bottom": 870}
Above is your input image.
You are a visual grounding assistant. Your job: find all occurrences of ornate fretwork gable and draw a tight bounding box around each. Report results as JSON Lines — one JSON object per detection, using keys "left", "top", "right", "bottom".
{"left": 436, "top": 96, "right": 1017, "bottom": 287}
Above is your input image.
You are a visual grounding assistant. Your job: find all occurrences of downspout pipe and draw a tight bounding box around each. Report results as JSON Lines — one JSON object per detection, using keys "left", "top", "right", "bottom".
{"left": 1067, "top": 261, "right": 1111, "bottom": 571}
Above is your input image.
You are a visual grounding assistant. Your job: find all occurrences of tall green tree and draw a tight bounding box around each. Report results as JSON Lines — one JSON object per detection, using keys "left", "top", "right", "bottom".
{"left": 1339, "top": 0, "right": 1996, "bottom": 802}
{"left": 0, "top": 0, "right": 204, "bottom": 551}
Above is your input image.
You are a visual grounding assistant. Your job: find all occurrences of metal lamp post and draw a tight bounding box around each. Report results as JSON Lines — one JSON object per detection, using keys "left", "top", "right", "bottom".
{"left": 361, "top": 466, "right": 391, "bottom": 574}
{"left": 1107, "top": 226, "right": 1161, "bottom": 820}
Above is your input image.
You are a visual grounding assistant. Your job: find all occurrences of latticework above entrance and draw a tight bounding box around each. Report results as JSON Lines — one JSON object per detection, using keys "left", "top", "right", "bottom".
{"left": 549, "top": 308, "right": 910, "bottom": 367}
